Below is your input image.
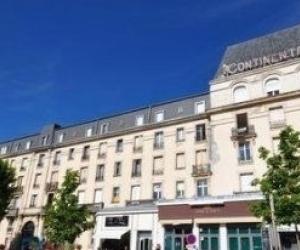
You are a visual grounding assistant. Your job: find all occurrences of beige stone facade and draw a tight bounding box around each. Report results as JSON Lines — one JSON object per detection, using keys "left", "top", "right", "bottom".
{"left": 1, "top": 25, "right": 300, "bottom": 250}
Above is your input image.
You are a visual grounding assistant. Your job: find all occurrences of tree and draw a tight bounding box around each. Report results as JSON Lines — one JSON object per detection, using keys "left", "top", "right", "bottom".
{"left": 44, "top": 170, "right": 95, "bottom": 248}
{"left": 0, "top": 159, "right": 17, "bottom": 221}
{"left": 251, "top": 126, "right": 300, "bottom": 248}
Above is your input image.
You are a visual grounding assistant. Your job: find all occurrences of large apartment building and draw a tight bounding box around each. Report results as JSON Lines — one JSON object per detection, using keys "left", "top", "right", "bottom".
{"left": 1, "top": 24, "right": 300, "bottom": 250}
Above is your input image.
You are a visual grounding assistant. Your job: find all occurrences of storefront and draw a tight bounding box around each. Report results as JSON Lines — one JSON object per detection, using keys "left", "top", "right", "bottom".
{"left": 158, "top": 193, "right": 264, "bottom": 250}
{"left": 93, "top": 203, "right": 162, "bottom": 250}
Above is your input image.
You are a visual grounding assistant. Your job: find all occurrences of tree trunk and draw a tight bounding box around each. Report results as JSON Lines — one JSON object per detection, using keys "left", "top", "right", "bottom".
{"left": 295, "top": 224, "right": 300, "bottom": 250}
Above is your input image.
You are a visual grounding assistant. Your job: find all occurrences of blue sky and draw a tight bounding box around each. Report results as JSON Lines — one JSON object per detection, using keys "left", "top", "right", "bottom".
{"left": 1, "top": 0, "right": 300, "bottom": 140}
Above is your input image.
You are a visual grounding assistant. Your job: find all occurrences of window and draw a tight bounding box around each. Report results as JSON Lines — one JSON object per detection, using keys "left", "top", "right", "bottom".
{"left": 177, "top": 106, "right": 183, "bottom": 114}
{"left": 53, "top": 151, "right": 61, "bottom": 165}
{"left": 116, "top": 139, "right": 123, "bottom": 153}
{"left": 176, "top": 181, "right": 185, "bottom": 198}
{"left": 98, "top": 142, "right": 107, "bottom": 158}
{"left": 78, "top": 191, "right": 85, "bottom": 204}
{"left": 240, "top": 173, "right": 255, "bottom": 192}
{"left": 195, "top": 150, "right": 208, "bottom": 165}
{"left": 133, "top": 135, "right": 143, "bottom": 152}
{"left": 195, "top": 124, "right": 206, "bottom": 141}
{"left": 94, "top": 189, "right": 103, "bottom": 204}
{"left": 85, "top": 128, "right": 93, "bottom": 137}
{"left": 197, "top": 179, "right": 208, "bottom": 197}
{"left": 272, "top": 137, "right": 280, "bottom": 154}
{"left": 25, "top": 141, "right": 32, "bottom": 150}
{"left": 16, "top": 176, "right": 23, "bottom": 187}
{"left": 20, "top": 158, "right": 29, "bottom": 171}
{"left": 50, "top": 171, "right": 58, "bottom": 183}
{"left": 14, "top": 143, "right": 21, "bottom": 152}
{"left": 68, "top": 148, "right": 75, "bottom": 160}
{"left": 80, "top": 167, "right": 88, "bottom": 184}
{"left": 136, "top": 115, "right": 144, "bottom": 126}
{"left": 33, "top": 174, "right": 41, "bottom": 188}
{"left": 0, "top": 146, "right": 7, "bottom": 155}
{"left": 153, "top": 156, "right": 164, "bottom": 175}
{"left": 58, "top": 133, "right": 64, "bottom": 143}
{"left": 269, "top": 107, "right": 285, "bottom": 127}
{"left": 132, "top": 159, "right": 142, "bottom": 177}
{"left": 37, "top": 154, "right": 45, "bottom": 167}
{"left": 176, "top": 128, "right": 185, "bottom": 142}
{"left": 236, "top": 113, "right": 248, "bottom": 132}
{"left": 41, "top": 136, "right": 48, "bottom": 146}
{"left": 176, "top": 153, "right": 185, "bottom": 169}
{"left": 155, "top": 111, "right": 164, "bottom": 122}
{"left": 153, "top": 183, "right": 162, "bottom": 200}
{"left": 82, "top": 145, "right": 90, "bottom": 161}
{"left": 195, "top": 101, "right": 206, "bottom": 114}
{"left": 238, "top": 141, "right": 252, "bottom": 162}
{"left": 265, "top": 78, "right": 280, "bottom": 96}
{"left": 154, "top": 131, "right": 164, "bottom": 149}
{"left": 112, "top": 187, "right": 120, "bottom": 203}
{"left": 29, "top": 194, "right": 38, "bottom": 207}
{"left": 114, "top": 162, "right": 122, "bottom": 177}
{"left": 233, "top": 86, "right": 249, "bottom": 103}
{"left": 96, "top": 165, "right": 105, "bottom": 181}
{"left": 130, "top": 185, "right": 140, "bottom": 201}
{"left": 100, "top": 123, "right": 109, "bottom": 134}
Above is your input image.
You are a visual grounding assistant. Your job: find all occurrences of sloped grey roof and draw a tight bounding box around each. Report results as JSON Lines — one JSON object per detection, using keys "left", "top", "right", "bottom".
{"left": 215, "top": 24, "right": 300, "bottom": 78}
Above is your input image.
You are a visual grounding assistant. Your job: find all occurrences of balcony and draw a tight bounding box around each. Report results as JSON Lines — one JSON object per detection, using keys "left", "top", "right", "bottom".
{"left": 97, "top": 153, "right": 106, "bottom": 159}
{"left": 192, "top": 164, "right": 212, "bottom": 177}
{"left": 111, "top": 197, "right": 120, "bottom": 204}
{"left": 126, "top": 199, "right": 154, "bottom": 206}
{"left": 133, "top": 146, "right": 143, "bottom": 153}
{"left": 131, "top": 171, "right": 142, "bottom": 178}
{"left": 15, "top": 186, "right": 23, "bottom": 194}
{"left": 95, "top": 176, "right": 104, "bottom": 182}
{"left": 153, "top": 142, "right": 164, "bottom": 150}
{"left": 6, "top": 208, "right": 18, "bottom": 217}
{"left": 231, "top": 125, "right": 256, "bottom": 141}
{"left": 153, "top": 169, "right": 164, "bottom": 176}
{"left": 45, "top": 182, "right": 58, "bottom": 192}
{"left": 81, "top": 155, "right": 90, "bottom": 161}
{"left": 53, "top": 160, "right": 60, "bottom": 166}
{"left": 270, "top": 119, "right": 286, "bottom": 129}
{"left": 37, "top": 162, "right": 44, "bottom": 168}
{"left": 85, "top": 202, "right": 104, "bottom": 213}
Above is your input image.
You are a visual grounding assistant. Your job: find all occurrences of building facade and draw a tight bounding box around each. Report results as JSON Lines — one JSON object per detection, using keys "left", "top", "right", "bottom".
{"left": 1, "top": 24, "right": 300, "bottom": 250}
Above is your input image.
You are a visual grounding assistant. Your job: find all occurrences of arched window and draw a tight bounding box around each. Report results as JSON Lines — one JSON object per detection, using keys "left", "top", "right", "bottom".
{"left": 233, "top": 86, "right": 249, "bottom": 103}
{"left": 265, "top": 78, "right": 280, "bottom": 96}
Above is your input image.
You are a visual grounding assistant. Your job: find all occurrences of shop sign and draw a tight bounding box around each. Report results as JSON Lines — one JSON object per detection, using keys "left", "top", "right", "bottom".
{"left": 105, "top": 216, "right": 129, "bottom": 227}
{"left": 222, "top": 46, "right": 300, "bottom": 76}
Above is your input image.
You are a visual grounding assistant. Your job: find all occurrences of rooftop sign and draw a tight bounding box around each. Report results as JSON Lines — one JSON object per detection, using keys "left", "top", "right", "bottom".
{"left": 222, "top": 45, "right": 300, "bottom": 76}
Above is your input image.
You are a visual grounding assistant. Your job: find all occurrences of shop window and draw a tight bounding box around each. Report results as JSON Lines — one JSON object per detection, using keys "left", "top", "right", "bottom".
{"left": 200, "top": 226, "right": 219, "bottom": 250}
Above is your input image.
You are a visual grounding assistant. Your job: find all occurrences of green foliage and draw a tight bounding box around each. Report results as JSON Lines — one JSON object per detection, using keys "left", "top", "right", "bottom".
{"left": 44, "top": 170, "right": 95, "bottom": 246}
{"left": 0, "top": 159, "right": 17, "bottom": 221}
{"left": 251, "top": 126, "right": 300, "bottom": 225}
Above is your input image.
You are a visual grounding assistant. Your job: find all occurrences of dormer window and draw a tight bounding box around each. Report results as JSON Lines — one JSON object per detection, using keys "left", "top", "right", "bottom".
{"left": 155, "top": 111, "right": 164, "bottom": 123}
{"left": 25, "top": 141, "right": 32, "bottom": 150}
{"left": 233, "top": 85, "right": 249, "bottom": 103}
{"left": 135, "top": 115, "right": 144, "bottom": 126}
{"left": 195, "top": 101, "right": 205, "bottom": 114}
{"left": 42, "top": 136, "right": 48, "bottom": 146}
{"left": 265, "top": 78, "right": 280, "bottom": 96}
{"left": 58, "top": 133, "right": 64, "bottom": 143}
{"left": 0, "top": 146, "right": 7, "bottom": 155}
{"left": 85, "top": 128, "right": 93, "bottom": 137}
{"left": 100, "top": 123, "right": 109, "bottom": 134}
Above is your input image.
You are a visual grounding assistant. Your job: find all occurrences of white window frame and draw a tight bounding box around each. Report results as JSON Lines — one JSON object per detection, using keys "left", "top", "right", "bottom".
{"left": 100, "top": 123, "right": 109, "bottom": 134}
{"left": 25, "top": 141, "right": 32, "bottom": 150}
{"left": 155, "top": 111, "right": 165, "bottom": 123}
{"left": 265, "top": 77, "right": 281, "bottom": 96}
{"left": 176, "top": 181, "right": 185, "bottom": 198}
{"left": 0, "top": 146, "right": 7, "bottom": 155}
{"left": 233, "top": 85, "right": 249, "bottom": 103}
{"left": 135, "top": 115, "right": 144, "bottom": 126}
{"left": 196, "top": 179, "right": 208, "bottom": 197}
{"left": 58, "top": 133, "right": 64, "bottom": 143}
{"left": 85, "top": 128, "right": 93, "bottom": 137}
{"left": 238, "top": 141, "right": 252, "bottom": 162}
{"left": 195, "top": 101, "right": 206, "bottom": 114}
